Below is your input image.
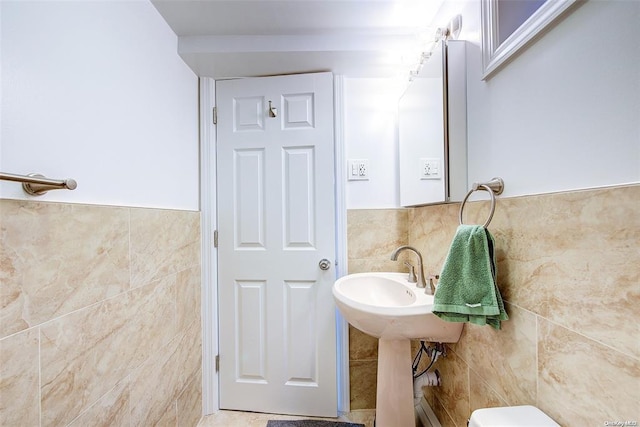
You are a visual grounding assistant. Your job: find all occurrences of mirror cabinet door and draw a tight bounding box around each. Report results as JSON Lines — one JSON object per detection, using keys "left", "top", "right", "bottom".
{"left": 398, "top": 40, "right": 467, "bottom": 207}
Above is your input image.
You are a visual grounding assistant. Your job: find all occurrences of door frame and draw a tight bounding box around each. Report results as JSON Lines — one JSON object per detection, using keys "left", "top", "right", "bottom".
{"left": 199, "top": 76, "right": 350, "bottom": 416}
{"left": 200, "top": 77, "right": 219, "bottom": 415}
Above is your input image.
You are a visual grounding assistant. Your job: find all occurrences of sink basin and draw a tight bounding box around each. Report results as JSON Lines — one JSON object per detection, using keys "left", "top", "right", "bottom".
{"left": 333, "top": 272, "right": 464, "bottom": 427}
{"left": 333, "top": 272, "right": 463, "bottom": 342}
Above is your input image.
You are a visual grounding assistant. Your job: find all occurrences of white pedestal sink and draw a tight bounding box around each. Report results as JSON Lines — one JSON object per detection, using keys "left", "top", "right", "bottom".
{"left": 333, "top": 272, "right": 463, "bottom": 427}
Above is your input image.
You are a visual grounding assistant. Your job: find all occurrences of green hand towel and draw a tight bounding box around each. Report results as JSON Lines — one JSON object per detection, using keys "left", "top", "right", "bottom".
{"left": 433, "top": 224, "right": 508, "bottom": 329}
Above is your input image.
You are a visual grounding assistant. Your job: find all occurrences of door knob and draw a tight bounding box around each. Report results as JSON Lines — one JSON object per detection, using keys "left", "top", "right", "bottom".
{"left": 318, "top": 259, "right": 332, "bottom": 270}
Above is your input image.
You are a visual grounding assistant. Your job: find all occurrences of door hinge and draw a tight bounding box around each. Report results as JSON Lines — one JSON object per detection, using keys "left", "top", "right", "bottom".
{"left": 213, "top": 230, "right": 218, "bottom": 248}
{"left": 213, "top": 107, "right": 217, "bottom": 125}
{"left": 215, "top": 354, "right": 220, "bottom": 372}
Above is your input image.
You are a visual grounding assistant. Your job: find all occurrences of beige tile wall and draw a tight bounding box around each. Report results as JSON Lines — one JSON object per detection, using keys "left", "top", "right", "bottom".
{"left": 0, "top": 199, "right": 202, "bottom": 426}
{"left": 347, "top": 185, "right": 640, "bottom": 426}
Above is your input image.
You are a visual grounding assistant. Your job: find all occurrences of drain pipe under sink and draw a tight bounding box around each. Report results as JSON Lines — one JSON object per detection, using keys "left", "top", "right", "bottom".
{"left": 413, "top": 369, "right": 441, "bottom": 406}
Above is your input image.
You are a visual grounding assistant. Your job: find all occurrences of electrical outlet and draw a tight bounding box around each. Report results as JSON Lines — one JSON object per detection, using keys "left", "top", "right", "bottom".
{"left": 348, "top": 159, "right": 370, "bottom": 181}
{"left": 358, "top": 162, "right": 367, "bottom": 177}
{"left": 419, "top": 158, "right": 441, "bottom": 180}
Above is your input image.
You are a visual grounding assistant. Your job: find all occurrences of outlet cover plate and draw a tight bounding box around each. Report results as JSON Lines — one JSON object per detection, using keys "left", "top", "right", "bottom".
{"left": 348, "top": 159, "right": 370, "bottom": 181}
{"left": 420, "top": 158, "right": 441, "bottom": 180}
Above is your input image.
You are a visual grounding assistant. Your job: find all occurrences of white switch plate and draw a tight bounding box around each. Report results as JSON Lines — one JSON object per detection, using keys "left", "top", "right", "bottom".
{"left": 420, "top": 158, "right": 441, "bottom": 180}
{"left": 348, "top": 159, "right": 370, "bottom": 181}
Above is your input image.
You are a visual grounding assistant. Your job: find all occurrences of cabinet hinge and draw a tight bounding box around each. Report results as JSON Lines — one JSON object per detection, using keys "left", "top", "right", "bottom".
{"left": 213, "top": 230, "right": 218, "bottom": 248}
{"left": 213, "top": 107, "right": 217, "bottom": 125}
{"left": 215, "top": 354, "right": 220, "bottom": 372}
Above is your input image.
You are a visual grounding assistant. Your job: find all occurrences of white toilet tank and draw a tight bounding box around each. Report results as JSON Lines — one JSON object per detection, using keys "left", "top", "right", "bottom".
{"left": 468, "top": 405, "right": 560, "bottom": 427}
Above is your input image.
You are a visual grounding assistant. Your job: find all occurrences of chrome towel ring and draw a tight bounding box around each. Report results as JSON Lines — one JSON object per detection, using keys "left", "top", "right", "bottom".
{"left": 458, "top": 177, "right": 504, "bottom": 228}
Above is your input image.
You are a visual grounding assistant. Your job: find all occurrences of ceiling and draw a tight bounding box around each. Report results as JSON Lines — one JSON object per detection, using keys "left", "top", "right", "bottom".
{"left": 150, "top": 0, "right": 446, "bottom": 79}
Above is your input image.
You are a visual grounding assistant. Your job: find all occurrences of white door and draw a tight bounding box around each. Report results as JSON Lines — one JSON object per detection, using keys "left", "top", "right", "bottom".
{"left": 216, "top": 72, "right": 337, "bottom": 417}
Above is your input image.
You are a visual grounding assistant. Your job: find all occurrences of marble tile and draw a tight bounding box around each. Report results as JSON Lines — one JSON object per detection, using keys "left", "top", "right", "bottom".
{"left": 346, "top": 258, "right": 406, "bottom": 274}
{"left": 349, "top": 326, "right": 378, "bottom": 361}
{"left": 349, "top": 359, "right": 377, "bottom": 410}
{"left": 431, "top": 393, "right": 457, "bottom": 427}
{"left": 197, "top": 409, "right": 376, "bottom": 427}
{"left": 176, "top": 266, "right": 202, "bottom": 333}
{"left": 177, "top": 368, "right": 203, "bottom": 427}
{"left": 493, "top": 186, "right": 640, "bottom": 359}
{"left": 0, "top": 200, "right": 203, "bottom": 426}
{"left": 199, "top": 410, "right": 300, "bottom": 427}
{"left": 454, "top": 303, "right": 537, "bottom": 407}
{"left": 347, "top": 209, "right": 407, "bottom": 260}
{"left": 129, "top": 340, "right": 179, "bottom": 426}
{"left": 130, "top": 320, "right": 201, "bottom": 426}
{"left": 345, "top": 410, "right": 376, "bottom": 427}
{"left": 421, "top": 381, "right": 437, "bottom": 410}
{"left": 0, "top": 200, "right": 129, "bottom": 338}
{"left": 408, "top": 203, "right": 460, "bottom": 274}
{"left": 67, "top": 380, "right": 130, "bottom": 427}
{"left": 130, "top": 208, "right": 201, "bottom": 288}
{"left": 432, "top": 347, "right": 469, "bottom": 427}
{"left": 468, "top": 368, "right": 508, "bottom": 414}
{"left": 0, "top": 328, "right": 39, "bottom": 426}
{"left": 177, "top": 318, "right": 203, "bottom": 391}
{"left": 40, "top": 277, "right": 175, "bottom": 425}
{"left": 155, "top": 402, "right": 178, "bottom": 426}
{"left": 352, "top": 184, "right": 639, "bottom": 425}
{"left": 537, "top": 317, "right": 640, "bottom": 426}
{"left": 347, "top": 209, "right": 409, "bottom": 290}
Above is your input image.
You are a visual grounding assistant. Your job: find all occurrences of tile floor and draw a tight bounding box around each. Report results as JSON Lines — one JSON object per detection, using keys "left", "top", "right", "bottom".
{"left": 198, "top": 409, "right": 376, "bottom": 427}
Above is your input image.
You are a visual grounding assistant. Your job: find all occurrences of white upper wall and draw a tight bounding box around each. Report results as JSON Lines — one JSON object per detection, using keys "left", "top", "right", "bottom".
{"left": 457, "top": 0, "right": 639, "bottom": 197}
{"left": 344, "top": 78, "right": 403, "bottom": 209}
{"left": 345, "top": 0, "right": 639, "bottom": 208}
{"left": 0, "top": 0, "right": 199, "bottom": 210}
{"left": 3, "top": 1, "right": 636, "bottom": 210}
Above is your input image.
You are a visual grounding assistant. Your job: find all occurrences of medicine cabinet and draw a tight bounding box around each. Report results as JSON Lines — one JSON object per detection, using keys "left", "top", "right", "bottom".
{"left": 398, "top": 39, "right": 467, "bottom": 207}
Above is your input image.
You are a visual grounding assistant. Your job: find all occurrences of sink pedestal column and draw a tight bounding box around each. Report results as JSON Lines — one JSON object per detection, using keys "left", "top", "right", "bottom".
{"left": 375, "top": 338, "right": 415, "bottom": 427}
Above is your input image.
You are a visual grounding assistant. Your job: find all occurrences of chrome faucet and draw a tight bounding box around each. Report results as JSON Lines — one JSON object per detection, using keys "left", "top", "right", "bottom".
{"left": 390, "top": 245, "right": 432, "bottom": 293}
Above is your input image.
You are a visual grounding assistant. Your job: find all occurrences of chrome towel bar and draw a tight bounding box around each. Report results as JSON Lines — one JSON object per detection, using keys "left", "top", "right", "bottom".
{"left": 0, "top": 171, "right": 77, "bottom": 196}
{"left": 458, "top": 177, "right": 504, "bottom": 228}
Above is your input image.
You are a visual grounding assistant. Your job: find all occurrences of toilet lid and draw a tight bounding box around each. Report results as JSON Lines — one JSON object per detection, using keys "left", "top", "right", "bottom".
{"left": 468, "top": 405, "right": 560, "bottom": 427}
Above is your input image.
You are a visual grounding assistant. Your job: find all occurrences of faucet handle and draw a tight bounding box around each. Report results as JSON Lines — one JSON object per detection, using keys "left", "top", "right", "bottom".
{"left": 403, "top": 262, "right": 418, "bottom": 283}
{"left": 426, "top": 274, "right": 439, "bottom": 294}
